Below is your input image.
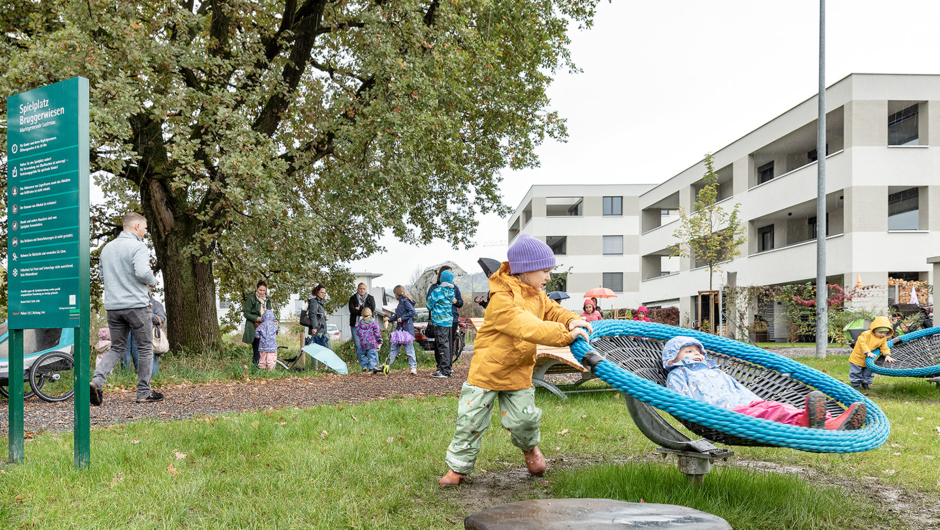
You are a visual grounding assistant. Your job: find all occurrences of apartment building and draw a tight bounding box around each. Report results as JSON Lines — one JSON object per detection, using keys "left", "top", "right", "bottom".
{"left": 507, "top": 184, "right": 655, "bottom": 312}
{"left": 639, "top": 73, "right": 940, "bottom": 339}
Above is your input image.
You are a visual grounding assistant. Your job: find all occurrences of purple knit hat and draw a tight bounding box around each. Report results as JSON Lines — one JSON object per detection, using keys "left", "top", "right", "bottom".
{"left": 508, "top": 234, "right": 556, "bottom": 274}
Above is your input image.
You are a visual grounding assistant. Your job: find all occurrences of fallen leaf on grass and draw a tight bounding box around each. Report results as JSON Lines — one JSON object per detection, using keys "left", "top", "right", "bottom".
{"left": 580, "top": 415, "right": 587, "bottom": 419}
{"left": 557, "top": 429, "right": 569, "bottom": 436}
{"left": 386, "top": 437, "right": 395, "bottom": 443}
{"left": 883, "top": 469, "right": 897, "bottom": 475}
{"left": 110, "top": 472, "right": 124, "bottom": 487}
{"left": 167, "top": 463, "right": 179, "bottom": 475}
{"left": 893, "top": 452, "right": 901, "bottom": 456}
{"left": 352, "top": 415, "right": 359, "bottom": 422}
{"left": 131, "top": 440, "right": 140, "bottom": 444}
{"left": 320, "top": 431, "right": 328, "bottom": 439}
{"left": 175, "top": 452, "right": 187, "bottom": 460}
{"left": 916, "top": 417, "right": 924, "bottom": 421}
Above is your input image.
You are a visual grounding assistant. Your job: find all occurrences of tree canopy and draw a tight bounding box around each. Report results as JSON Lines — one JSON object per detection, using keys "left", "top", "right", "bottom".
{"left": 0, "top": 0, "right": 601, "bottom": 350}
{"left": 671, "top": 153, "right": 747, "bottom": 291}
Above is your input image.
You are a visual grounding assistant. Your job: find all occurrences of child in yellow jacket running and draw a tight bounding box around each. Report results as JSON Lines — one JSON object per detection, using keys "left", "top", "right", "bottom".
{"left": 439, "top": 235, "right": 592, "bottom": 487}
{"left": 849, "top": 316, "right": 896, "bottom": 390}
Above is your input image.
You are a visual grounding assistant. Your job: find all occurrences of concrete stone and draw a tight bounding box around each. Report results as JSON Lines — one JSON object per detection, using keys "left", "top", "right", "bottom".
{"left": 464, "top": 498, "right": 733, "bottom": 529}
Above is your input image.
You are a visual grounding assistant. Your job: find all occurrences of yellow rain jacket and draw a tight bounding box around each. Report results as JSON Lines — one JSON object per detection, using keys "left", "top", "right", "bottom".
{"left": 849, "top": 316, "right": 894, "bottom": 367}
{"left": 467, "top": 262, "right": 580, "bottom": 391}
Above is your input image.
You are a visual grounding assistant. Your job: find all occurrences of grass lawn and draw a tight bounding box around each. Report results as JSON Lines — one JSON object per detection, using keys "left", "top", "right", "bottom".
{"left": 1, "top": 355, "right": 937, "bottom": 529}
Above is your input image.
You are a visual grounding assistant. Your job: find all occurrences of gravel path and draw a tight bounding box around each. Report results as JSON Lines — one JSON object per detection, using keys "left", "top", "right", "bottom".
{"left": 0, "top": 363, "right": 470, "bottom": 437}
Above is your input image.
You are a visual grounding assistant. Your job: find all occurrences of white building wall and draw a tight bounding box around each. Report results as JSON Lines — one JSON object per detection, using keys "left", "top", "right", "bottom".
{"left": 638, "top": 73, "right": 940, "bottom": 332}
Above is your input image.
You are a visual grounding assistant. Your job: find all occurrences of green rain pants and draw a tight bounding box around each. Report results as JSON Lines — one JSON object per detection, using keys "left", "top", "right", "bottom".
{"left": 445, "top": 382, "right": 542, "bottom": 475}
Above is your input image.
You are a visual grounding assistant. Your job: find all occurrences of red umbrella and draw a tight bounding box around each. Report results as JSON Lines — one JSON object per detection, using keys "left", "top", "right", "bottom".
{"left": 583, "top": 287, "right": 617, "bottom": 312}
{"left": 584, "top": 287, "right": 616, "bottom": 299}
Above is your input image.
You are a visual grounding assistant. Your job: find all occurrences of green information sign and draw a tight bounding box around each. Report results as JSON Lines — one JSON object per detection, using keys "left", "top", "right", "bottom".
{"left": 7, "top": 78, "right": 89, "bottom": 329}
{"left": 6, "top": 77, "right": 91, "bottom": 468}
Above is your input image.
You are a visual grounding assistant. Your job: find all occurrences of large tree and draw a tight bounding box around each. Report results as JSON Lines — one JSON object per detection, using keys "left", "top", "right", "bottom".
{"left": 0, "top": 0, "right": 600, "bottom": 350}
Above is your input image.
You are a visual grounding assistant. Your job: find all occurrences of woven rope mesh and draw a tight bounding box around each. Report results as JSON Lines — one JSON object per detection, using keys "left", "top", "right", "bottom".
{"left": 570, "top": 320, "right": 890, "bottom": 453}
{"left": 593, "top": 335, "right": 845, "bottom": 446}
{"left": 868, "top": 327, "right": 940, "bottom": 377}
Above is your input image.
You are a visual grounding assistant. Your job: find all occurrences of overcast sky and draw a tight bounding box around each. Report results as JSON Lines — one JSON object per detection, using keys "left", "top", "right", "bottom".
{"left": 352, "top": 0, "right": 940, "bottom": 289}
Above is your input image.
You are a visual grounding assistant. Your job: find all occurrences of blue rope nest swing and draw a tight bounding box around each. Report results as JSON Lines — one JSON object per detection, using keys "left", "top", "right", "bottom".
{"left": 865, "top": 326, "right": 940, "bottom": 378}
{"left": 569, "top": 320, "right": 890, "bottom": 454}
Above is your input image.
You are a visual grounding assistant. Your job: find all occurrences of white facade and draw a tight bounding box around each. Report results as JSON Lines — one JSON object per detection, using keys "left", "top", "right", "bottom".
{"left": 639, "top": 73, "right": 939, "bottom": 338}
{"left": 507, "top": 184, "right": 656, "bottom": 313}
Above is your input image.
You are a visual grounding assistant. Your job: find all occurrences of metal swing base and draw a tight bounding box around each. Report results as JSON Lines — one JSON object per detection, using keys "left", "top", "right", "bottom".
{"left": 656, "top": 446, "right": 734, "bottom": 486}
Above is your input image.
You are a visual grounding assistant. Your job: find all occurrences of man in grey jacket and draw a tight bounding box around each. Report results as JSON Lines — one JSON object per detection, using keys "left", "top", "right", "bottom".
{"left": 91, "top": 212, "right": 162, "bottom": 405}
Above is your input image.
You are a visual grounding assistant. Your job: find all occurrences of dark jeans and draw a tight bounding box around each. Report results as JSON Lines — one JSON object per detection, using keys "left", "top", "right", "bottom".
{"left": 434, "top": 324, "right": 453, "bottom": 376}
{"left": 123, "top": 332, "right": 159, "bottom": 378}
{"left": 93, "top": 306, "right": 154, "bottom": 398}
{"left": 252, "top": 337, "right": 261, "bottom": 366}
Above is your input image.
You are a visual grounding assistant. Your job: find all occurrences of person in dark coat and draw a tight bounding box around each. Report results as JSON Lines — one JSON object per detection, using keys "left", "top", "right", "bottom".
{"left": 242, "top": 280, "right": 273, "bottom": 366}
{"left": 306, "top": 284, "right": 332, "bottom": 350}
{"left": 426, "top": 265, "right": 464, "bottom": 360}
{"left": 348, "top": 283, "right": 376, "bottom": 365}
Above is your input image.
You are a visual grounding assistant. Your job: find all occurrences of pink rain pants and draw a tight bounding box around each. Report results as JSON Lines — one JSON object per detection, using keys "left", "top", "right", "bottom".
{"left": 731, "top": 400, "right": 832, "bottom": 426}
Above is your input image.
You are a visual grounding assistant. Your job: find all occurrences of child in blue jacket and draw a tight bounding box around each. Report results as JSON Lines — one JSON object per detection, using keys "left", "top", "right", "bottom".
{"left": 426, "top": 270, "right": 457, "bottom": 378}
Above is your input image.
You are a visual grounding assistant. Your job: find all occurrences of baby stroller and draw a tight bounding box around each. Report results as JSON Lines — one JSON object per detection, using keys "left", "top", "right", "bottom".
{"left": 0, "top": 322, "right": 76, "bottom": 402}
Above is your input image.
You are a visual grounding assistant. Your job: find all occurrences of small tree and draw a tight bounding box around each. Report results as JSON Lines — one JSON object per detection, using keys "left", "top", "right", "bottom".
{"left": 672, "top": 154, "right": 747, "bottom": 291}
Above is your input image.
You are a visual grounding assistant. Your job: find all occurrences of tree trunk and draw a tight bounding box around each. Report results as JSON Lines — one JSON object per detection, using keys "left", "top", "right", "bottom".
{"left": 160, "top": 231, "right": 222, "bottom": 352}
{"left": 141, "top": 179, "right": 222, "bottom": 352}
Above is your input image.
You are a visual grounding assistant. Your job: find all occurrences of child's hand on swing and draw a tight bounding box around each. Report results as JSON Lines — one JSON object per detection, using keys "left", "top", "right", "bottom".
{"left": 568, "top": 319, "right": 592, "bottom": 343}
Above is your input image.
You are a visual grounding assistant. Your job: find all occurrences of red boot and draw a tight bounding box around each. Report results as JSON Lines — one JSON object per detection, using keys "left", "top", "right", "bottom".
{"left": 523, "top": 446, "right": 547, "bottom": 476}
{"left": 799, "top": 391, "right": 827, "bottom": 429}
{"left": 826, "top": 402, "right": 867, "bottom": 431}
{"left": 439, "top": 469, "right": 466, "bottom": 487}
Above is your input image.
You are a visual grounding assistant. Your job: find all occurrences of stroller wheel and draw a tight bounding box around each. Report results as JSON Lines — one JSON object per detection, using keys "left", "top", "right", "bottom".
{"left": 382, "top": 364, "right": 390, "bottom": 376}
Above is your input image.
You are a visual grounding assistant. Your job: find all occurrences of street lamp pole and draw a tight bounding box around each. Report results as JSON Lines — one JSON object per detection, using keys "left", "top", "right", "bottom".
{"left": 816, "top": 0, "right": 828, "bottom": 358}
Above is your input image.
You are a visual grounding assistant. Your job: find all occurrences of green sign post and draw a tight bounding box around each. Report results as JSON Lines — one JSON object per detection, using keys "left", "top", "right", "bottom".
{"left": 6, "top": 77, "right": 91, "bottom": 468}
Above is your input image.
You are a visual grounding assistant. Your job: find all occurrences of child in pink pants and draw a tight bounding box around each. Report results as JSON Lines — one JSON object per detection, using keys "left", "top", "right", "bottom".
{"left": 256, "top": 309, "right": 279, "bottom": 369}
{"left": 663, "top": 336, "right": 866, "bottom": 430}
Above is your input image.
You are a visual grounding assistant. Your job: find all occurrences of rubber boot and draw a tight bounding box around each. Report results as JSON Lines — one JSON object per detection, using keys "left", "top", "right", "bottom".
{"left": 439, "top": 469, "right": 466, "bottom": 487}
{"left": 523, "top": 446, "right": 547, "bottom": 476}
{"left": 826, "top": 402, "right": 867, "bottom": 431}
{"left": 799, "top": 391, "right": 827, "bottom": 429}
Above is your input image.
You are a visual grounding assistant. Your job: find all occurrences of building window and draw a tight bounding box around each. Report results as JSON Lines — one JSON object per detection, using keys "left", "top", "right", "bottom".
{"left": 546, "top": 197, "right": 583, "bottom": 217}
{"left": 546, "top": 236, "right": 567, "bottom": 255}
{"left": 888, "top": 188, "right": 919, "bottom": 230}
{"left": 889, "top": 104, "right": 919, "bottom": 146}
{"left": 757, "top": 162, "right": 774, "bottom": 184}
{"left": 603, "top": 196, "right": 623, "bottom": 216}
{"left": 758, "top": 225, "right": 774, "bottom": 252}
{"left": 808, "top": 214, "right": 829, "bottom": 239}
{"left": 603, "top": 235, "right": 623, "bottom": 255}
{"left": 602, "top": 272, "right": 623, "bottom": 293}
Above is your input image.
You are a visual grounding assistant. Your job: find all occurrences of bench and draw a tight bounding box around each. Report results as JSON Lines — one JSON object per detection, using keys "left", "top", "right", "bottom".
{"left": 532, "top": 345, "right": 613, "bottom": 399}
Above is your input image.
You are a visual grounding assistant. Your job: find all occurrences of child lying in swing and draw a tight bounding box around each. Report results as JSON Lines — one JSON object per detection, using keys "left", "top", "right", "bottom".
{"left": 663, "top": 336, "right": 866, "bottom": 430}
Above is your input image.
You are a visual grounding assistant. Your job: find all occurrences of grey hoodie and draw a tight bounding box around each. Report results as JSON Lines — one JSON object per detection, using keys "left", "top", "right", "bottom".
{"left": 101, "top": 231, "right": 156, "bottom": 310}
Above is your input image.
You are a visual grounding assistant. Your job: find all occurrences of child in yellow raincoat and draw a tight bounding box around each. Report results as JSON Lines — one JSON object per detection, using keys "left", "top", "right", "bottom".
{"left": 849, "top": 316, "right": 896, "bottom": 390}
{"left": 439, "top": 234, "right": 592, "bottom": 487}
